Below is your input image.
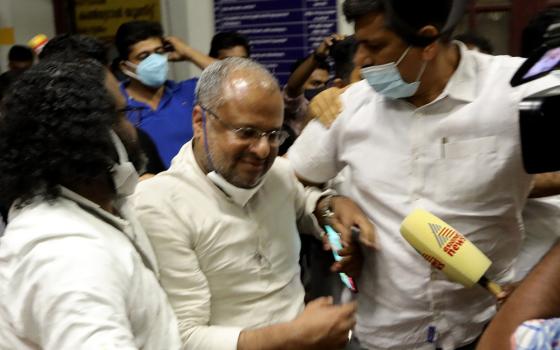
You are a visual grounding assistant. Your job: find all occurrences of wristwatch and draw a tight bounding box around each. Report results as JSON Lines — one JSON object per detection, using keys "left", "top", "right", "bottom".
{"left": 318, "top": 194, "right": 337, "bottom": 221}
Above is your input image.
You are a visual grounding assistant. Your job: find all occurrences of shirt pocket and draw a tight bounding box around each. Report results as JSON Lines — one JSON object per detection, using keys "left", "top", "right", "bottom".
{"left": 433, "top": 136, "right": 511, "bottom": 204}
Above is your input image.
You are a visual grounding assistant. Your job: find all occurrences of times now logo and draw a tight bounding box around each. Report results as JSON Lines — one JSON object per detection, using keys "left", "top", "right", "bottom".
{"left": 428, "top": 223, "right": 466, "bottom": 257}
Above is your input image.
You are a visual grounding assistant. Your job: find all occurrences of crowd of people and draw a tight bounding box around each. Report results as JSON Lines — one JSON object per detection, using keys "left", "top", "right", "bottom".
{"left": 1, "top": 0, "right": 560, "bottom": 349}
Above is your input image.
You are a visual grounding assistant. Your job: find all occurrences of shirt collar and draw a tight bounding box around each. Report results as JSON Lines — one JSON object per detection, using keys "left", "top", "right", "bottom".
{"left": 442, "top": 41, "right": 477, "bottom": 103}
{"left": 59, "top": 186, "right": 131, "bottom": 233}
{"left": 119, "top": 80, "right": 178, "bottom": 107}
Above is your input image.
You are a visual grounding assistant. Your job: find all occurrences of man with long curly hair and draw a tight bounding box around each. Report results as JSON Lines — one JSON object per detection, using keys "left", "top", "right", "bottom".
{"left": 0, "top": 57, "right": 181, "bottom": 349}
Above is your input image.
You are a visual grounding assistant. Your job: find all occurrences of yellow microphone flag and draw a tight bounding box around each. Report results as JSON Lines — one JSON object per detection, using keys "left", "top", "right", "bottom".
{"left": 400, "top": 208, "right": 491, "bottom": 288}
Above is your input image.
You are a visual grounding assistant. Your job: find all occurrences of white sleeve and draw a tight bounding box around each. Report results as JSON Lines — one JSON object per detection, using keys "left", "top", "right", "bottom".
{"left": 134, "top": 189, "right": 242, "bottom": 350}
{"left": 288, "top": 81, "right": 371, "bottom": 184}
{"left": 292, "top": 171, "right": 329, "bottom": 237}
{"left": 287, "top": 119, "right": 343, "bottom": 184}
{"left": 7, "top": 237, "right": 138, "bottom": 350}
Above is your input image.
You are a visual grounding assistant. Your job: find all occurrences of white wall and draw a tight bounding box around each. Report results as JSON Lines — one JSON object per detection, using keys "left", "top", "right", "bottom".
{"left": 162, "top": 0, "right": 354, "bottom": 81}
{"left": 0, "top": 0, "right": 56, "bottom": 70}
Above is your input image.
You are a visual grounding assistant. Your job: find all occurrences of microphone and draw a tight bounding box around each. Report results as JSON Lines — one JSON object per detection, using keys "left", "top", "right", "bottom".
{"left": 400, "top": 209, "right": 503, "bottom": 298}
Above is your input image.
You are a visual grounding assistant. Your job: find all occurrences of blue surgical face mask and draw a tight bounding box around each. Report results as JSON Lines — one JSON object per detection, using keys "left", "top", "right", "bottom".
{"left": 361, "top": 46, "right": 427, "bottom": 99}
{"left": 125, "top": 53, "right": 169, "bottom": 88}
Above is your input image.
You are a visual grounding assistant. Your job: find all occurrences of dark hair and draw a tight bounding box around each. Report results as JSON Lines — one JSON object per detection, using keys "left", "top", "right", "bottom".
{"left": 39, "top": 34, "right": 109, "bottom": 65}
{"left": 387, "top": 0, "right": 454, "bottom": 45}
{"left": 521, "top": 8, "right": 560, "bottom": 58}
{"left": 0, "top": 57, "right": 117, "bottom": 206}
{"left": 115, "top": 20, "right": 164, "bottom": 60}
{"left": 290, "top": 56, "right": 330, "bottom": 75}
{"left": 330, "top": 36, "right": 358, "bottom": 82}
{"left": 454, "top": 32, "right": 494, "bottom": 54}
{"left": 342, "top": 0, "right": 384, "bottom": 22}
{"left": 209, "top": 32, "right": 251, "bottom": 58}
{"left": 8, "top": 45, "right": 33, "bottom": 62}
{"left": 343, "top": 0, "right": 455, "bottom": 46}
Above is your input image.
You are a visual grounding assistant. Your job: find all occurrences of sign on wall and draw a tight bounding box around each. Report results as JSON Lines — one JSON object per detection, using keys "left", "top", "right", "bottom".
{"left": 214, "top": 0, "right": 338, "bottom": 85}
{"left": 74, "top": 0, "right": 161, "bottom": 42}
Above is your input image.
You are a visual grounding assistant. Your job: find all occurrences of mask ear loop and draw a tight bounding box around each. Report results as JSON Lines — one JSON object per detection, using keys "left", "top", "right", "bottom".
{"left": 395, "top": 46, "right": 428, "bottom": 83}
{"left": 108, "top": 129, "right": 129, "bottom": 164}
{"left": 121, "top": 61, "right": 140, "bottom": 81}
{"left": 414, "top": 61, "right": 428, "bottom": 82}
{"left": 395, "top": 46, "right": 412, "bottom": 66}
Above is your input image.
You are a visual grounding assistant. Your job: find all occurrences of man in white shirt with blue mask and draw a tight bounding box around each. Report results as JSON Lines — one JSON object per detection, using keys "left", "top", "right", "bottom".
{"left": 288, "top": 0, "right": 560, "bottom": 349}
{"left": 133, "top": 57, "right": 377, "bottom": 350}
{"left": 0, "top": 57, "right": 181, "bottom": 348}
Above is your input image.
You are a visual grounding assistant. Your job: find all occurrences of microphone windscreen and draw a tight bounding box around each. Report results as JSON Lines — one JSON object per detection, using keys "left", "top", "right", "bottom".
{"left": 400, "top": 209, "right": 491, "bottom": 288}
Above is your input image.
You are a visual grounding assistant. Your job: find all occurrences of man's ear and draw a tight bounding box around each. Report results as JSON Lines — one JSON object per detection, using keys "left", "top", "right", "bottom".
{"left": 192, "top": 105, "right": 205, "bottom": 139}
{"left": 119, "top": 60, "right": 131, "bottom": 73}
{"left": 418, "top": 25, "right": 440, "bottom": 61}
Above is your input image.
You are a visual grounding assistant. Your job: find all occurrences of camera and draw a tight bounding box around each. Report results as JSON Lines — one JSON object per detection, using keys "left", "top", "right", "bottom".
{"left": 511, "top": 23, "right": 560, "bottom": 174}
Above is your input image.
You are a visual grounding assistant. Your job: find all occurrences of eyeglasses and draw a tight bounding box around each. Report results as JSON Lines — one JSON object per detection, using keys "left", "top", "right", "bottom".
{"left": 201, "top": 106, "right": 289, "bottom": 147}
{"left": 118, "top": 106, "right": 149, "bottom": 127}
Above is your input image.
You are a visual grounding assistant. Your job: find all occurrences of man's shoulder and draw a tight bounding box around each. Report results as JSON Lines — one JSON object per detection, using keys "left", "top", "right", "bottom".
{"left": 474, "top": 53, "right": 560, "bottom": 96}
{"left": 269, "top": 157, "right": 294, "bottom": 178}
{"left": 342, "top": 79, "right": 373, "bottom": 100}
{"left": 263, "top": 157, "right": 301, "bottom": 191}
{"left": 469, "top": 51, "right": 525, "bottom": 79}
{"left": 134, "top": 171, "right": 183, "bottom": 206}
{"left": 134, "top": 158, "right": 205, "bottom": 210}
{"left": 8, "top": 198, "right": 90, "bottom": 230}
{"left": 340, "top": 80, "right": 378, "bottom": 115}
{"left": 1, "top": 200, "right": 121, "bottom": 263}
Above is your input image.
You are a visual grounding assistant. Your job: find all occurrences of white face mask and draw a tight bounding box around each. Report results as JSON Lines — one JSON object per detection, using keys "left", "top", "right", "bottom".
{"left": 207, "top": 171, "right": 265, "bottom": 207}
{"left": 109, "top": 130, "right": 139, "bottom": 197}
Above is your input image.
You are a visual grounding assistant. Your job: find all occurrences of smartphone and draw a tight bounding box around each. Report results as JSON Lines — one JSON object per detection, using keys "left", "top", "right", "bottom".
{"left": 324, "top": 225, "right": 358, "bottom": 293}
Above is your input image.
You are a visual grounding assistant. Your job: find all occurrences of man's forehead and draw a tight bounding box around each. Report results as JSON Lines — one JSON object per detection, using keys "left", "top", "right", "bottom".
{"left": 130, "top": 37, "right": 164, "bottom": 53}
{"left": 222, "top": 70, "right": 278, "bottom": 100}
{"left": 355, "top": 12, "right": 391, "bottom": 40}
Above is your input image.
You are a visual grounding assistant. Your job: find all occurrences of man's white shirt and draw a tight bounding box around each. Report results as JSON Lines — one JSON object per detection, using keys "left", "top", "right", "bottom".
{"left": 133, "top": 142, "right": 324, "bottom": 350}
{"left": 0, "top": 188, "right": 181, "bottom": 350}
{"left": 288, "top": 42, "right": 560, "bottom": 350}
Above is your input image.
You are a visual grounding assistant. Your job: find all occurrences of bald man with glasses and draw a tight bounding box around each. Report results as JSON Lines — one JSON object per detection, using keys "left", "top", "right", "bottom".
{"left": 133, "top": 58, "right": 376, "bottom": 350}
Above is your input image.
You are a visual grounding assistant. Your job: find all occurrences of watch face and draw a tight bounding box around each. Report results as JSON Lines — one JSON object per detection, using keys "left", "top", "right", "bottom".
{"left": 319, "top": 195, "right": 336, "bottom": 220}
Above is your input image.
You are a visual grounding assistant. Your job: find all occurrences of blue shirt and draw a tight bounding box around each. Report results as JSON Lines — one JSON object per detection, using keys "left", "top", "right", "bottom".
{"left": 120, "top": 79, "right": 197, "bottom": 169}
